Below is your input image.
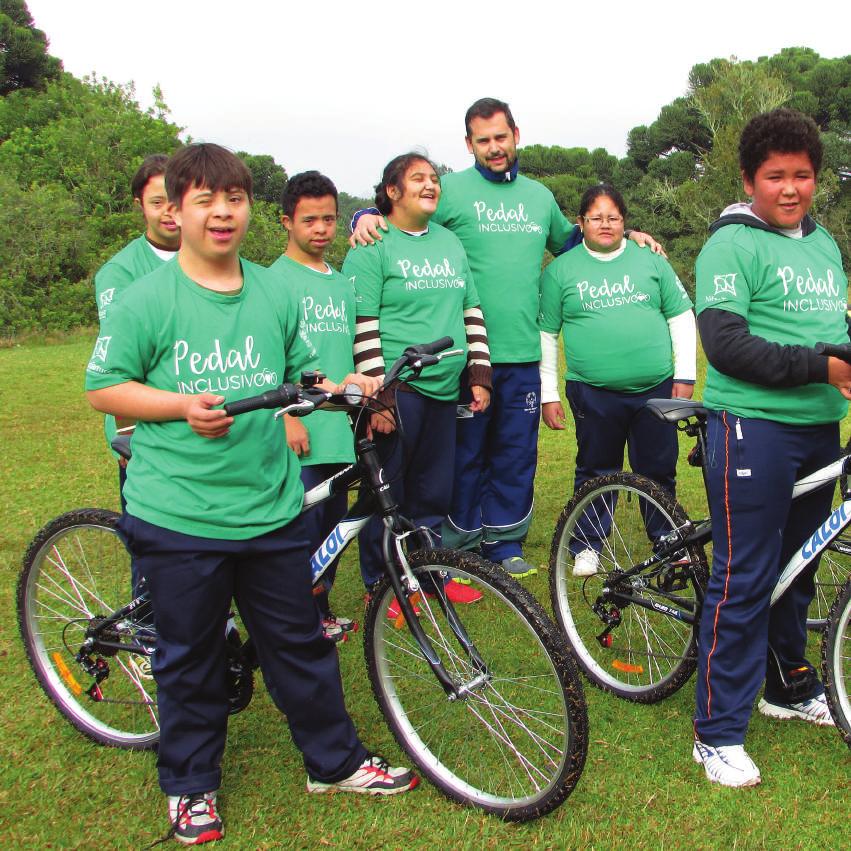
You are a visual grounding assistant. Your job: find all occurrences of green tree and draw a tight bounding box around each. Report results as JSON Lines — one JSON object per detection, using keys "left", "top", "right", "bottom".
{"left": 0, "top": 0, "right": 62, "bottom": 95}
{"left": 237, "top": 152, "right": 287, "bottom": 206}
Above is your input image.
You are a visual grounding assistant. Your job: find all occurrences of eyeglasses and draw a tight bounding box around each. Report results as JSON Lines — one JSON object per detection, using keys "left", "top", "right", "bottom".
{"left": 583, "top": 215, "right": 623, "bottom": 226}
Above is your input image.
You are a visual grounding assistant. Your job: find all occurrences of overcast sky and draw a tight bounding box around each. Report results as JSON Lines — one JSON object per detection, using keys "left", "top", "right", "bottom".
{"left": 25, "top": 0, "right": 849, "bottom": 197}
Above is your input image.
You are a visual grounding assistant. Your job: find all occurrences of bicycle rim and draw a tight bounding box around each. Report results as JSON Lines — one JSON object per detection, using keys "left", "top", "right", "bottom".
{"left": 365, "top": 549, "right": 587, "bottom": 821}
{"left": 550, "top": 473, "right": 706, "bottom": 702}
{"left": 18, "top": 510, "right": 159, "bottom": 749}
{"left": 822, "top": 577, "right": 851, "bottom": 747}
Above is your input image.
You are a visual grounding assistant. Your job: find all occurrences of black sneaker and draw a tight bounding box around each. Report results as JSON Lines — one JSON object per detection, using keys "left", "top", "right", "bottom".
{"left": 166, "top": 793, "right": 224, "bottom": 845}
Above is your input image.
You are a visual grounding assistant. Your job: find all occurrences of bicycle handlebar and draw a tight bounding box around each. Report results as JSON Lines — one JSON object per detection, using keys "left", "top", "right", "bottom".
{"left": 224, "top": 383, "right": 301, "bottom": 416}
{"left": 224, "top": 338, "right": 459, "bottom": 418}
{"left": 815, "top": 342, "right": 851, "bottom": 365}
{"left": 403, "top": 336, "right": 453, "bottom": 357}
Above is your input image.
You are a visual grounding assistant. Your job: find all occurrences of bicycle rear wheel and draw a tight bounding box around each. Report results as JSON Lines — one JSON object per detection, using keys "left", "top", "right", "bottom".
{"left": 17, "top": 509, "right": 159, "bottom": 749}
{"left": 364, "top": 548, "right": 587, "bottom": 821}
{"left": 549, "top": 473, "right": 708, "bottom": 703}
{"left": 822, "top": 576, "right": 851, "bottom": 747}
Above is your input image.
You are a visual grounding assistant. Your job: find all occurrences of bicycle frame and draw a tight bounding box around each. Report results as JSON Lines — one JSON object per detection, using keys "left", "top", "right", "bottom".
{"left": 301, "top": 428, "right": 488, "bottom": 700}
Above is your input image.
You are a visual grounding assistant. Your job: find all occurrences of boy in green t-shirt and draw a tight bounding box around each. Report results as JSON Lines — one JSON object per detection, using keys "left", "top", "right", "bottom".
{"left": 86, "top": 144, "right": 415, "bottom": 845}
{"left": 692, "top": 109, "right": 851, "bottom": 788}
{"left": 94, "top": 154, "right": 180, "bottom": 499}
{"left": 268, "top": 171, "right": 377, "bottom": 641}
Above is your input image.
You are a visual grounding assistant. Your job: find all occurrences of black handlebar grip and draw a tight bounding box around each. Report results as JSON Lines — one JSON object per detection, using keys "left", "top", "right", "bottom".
{"left": 224, "top": 384, "right": 298, "bottom": 416}
{"left": 411, "top": 336, "right": 454, "bottom": 356}
{"left": 814, "top": 342, "right": 851, "bottom": 364}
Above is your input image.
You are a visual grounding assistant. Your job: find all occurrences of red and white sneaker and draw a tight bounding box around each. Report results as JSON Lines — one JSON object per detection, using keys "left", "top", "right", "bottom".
{"left": 306, "top": 755, "right": 419, "bottom": 796}
{"left": 427, "top": 578, "right": 483, "bottom": 604}
{"left": 166, "top": 792, "right": 224, "bottom": 845}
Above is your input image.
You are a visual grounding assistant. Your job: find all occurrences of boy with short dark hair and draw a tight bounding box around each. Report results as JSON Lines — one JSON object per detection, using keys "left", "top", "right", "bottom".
{"left": 94, "top": 154, "right": 180, "bottom": 495}
{"left": 269, "top": 170, "right": 357, "bottom": 640}
{"left": 86, "top": 143, "right": 415, "bottom": 845}
{"left": 693, "top": 108, "right": 851, "bottom": 787}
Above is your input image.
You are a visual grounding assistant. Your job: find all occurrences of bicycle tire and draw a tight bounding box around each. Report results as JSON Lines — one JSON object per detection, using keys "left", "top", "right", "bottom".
{"left": 807, "top": 536, "right": 851, "bottom": 630}
{"left": 17, "top": 509, "right": 159, "bottom": 749}
{"left": 364, "top": 548, "right": 587, "bottom": 821}
{"left": 549, "top": 473, "right": 708, "bottom": 703}
{"left": 821, "top": 576, "right": 851, "bottom": 747}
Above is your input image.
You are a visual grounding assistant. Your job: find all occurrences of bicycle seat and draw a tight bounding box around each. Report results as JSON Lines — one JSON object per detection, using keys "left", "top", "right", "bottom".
{"left": 110, "top": 434, "right": 133, "bottom": 460}
{"left": 645, "top": 398, "right": 708, "bottom": 424}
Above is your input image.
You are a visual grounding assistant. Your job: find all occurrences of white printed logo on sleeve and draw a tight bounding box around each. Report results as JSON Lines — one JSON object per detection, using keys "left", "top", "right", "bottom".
{"left": 172, "top": 336, "right": 279, "bottom": 394}
{"left": 86, "top": 336, "right": 112, "bottom": 374}
{"left": 713, "top": 273, "right": 737, "bottom": 297}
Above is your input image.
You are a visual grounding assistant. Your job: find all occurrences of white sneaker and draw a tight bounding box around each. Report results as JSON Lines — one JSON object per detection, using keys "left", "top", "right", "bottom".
{"left": 757, "top": 692, "right": 834, "bottom": 726}
{"left": 573, "top": 549, "right": 600, "bottom": 577}
{"left": 692, "top": 739, "right": 761, "bottom": 787}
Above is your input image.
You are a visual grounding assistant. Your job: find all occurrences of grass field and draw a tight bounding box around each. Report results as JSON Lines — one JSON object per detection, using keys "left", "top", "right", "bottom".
{"left": 1, "top": 332, "right": 848, "bottom": 849}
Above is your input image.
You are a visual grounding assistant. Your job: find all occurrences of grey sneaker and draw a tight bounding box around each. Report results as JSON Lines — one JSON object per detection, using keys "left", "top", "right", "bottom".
{"left": 501, "top": 556, "right": 538, "bottom": 579}
{"left": 757, "top": 692, "right": 834, "bottom": 726}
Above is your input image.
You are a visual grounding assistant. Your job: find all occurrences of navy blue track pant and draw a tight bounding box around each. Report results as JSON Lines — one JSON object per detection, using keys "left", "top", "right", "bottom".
{"left": 694, "top": 412, "right": 837, "bottom": 745}
{"left": 566, "top": 378, "right": 679, "bottom": 554}
{"left": 300, "top": 463, "right": 348, "bottom": 609}
{"left": 359, "top": 390, "right": 456, "bottom": 588}
{"left": 119, "top": 512, "right": 367, "bottom": 796}
{"left": 444, "top": 363, "right": 540, "bottom": 562}
{"left": 567, "top": 377, "right": 678, "bottom": 494}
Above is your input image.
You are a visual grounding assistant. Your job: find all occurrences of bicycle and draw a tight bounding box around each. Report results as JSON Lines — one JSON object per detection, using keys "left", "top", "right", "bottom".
{"left": 18, "top": 338, "right": 589, "bottom": 822}
{"left": 546, "top": 341, "right": 851, "bottom": 747}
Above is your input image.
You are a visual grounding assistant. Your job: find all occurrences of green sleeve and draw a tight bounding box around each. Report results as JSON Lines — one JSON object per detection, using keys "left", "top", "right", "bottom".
{"left": 695, "top": 237, "right": 755, "bottom": 319}
{"left": 85, "top": 297, "right": 153, "bottom": 390}
{"left": 545, "top": 195, "right": 576, "bottom": 254}
{"left": 657, "top": 256, "right": 694, "bottom": 319}
{"left": 461, "top": 254, "right": 479, "bottom": 310}
{"left": 342, "top": 244, "right": 385, "bottom": 317}
{"left": 538, "top": 263, "right": 564, "bottom": 334}
{"left": 94, "top": 261, "right": 134, "bottom": 324}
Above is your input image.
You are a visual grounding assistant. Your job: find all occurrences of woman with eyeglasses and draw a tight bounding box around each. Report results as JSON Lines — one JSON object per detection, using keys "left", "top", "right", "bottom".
{"left": 538, "top": 184, "right": 696, "bottom": 577}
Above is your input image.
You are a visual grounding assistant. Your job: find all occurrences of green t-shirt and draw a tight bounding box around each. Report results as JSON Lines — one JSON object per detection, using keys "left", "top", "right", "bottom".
{"left": 433, "top": 168, "right": 574, "bottom": 363}
{"left": 342, "top": 222, "right": 478, "bottom": 401}
{"left": 94, "top": 235, "right": 176, "bottom": 455}
{"left": 267, "top": 254, "right": 355, "bottom": 466}
{"left": 85, "top": 258, "right": 318, "bottom": 539}
{"left": 539, "top": 242, "right": 692, "bottom": 393}
{"left": 696, "top": 221, "right": 849, "bottom": 425}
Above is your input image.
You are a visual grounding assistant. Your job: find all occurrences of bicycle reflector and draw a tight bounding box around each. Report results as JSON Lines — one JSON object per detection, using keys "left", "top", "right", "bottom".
{"left": 52, "top": 652, "right": 83, "bottom": 695}
{"left": 612, "top": 660, "right": 645, "bottom": 674}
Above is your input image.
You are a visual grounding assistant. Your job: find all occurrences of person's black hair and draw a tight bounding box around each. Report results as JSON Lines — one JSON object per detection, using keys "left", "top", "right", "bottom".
{"left": 281, "top": 171, "right": 338, "bottom": 218}
{"left": 130, "top": 154, "right": 169, "bottom": 200}
{"left": 464, "top": 97, "right": 516, "bottom": 138}
{"left": 374, "top": 152, "right": 437, "bottom": 216}
{"left": 578, "top": 184, "right": 627, "bottom": 220}
{"left": 165, "top": 143, "right": 253, "bottom": 207}
{"left": 739, "top": 108, "right": 823, "bottom": 181}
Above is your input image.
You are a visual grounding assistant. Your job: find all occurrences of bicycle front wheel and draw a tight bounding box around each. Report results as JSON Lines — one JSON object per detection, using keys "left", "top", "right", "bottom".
{"left": 822, "top": 576, "right": 851, "bottom": 747}
{"left": 17, "top": 509, "right": 159, "bottom": 749}
{"left": 808, "top": 538, "right": 851, "bottom": 630}
{"left": 364, "top": 549, "right": 587, "bottom": 822}
{"left": 549, "top": 473, "right": 708, "bottom": 703}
